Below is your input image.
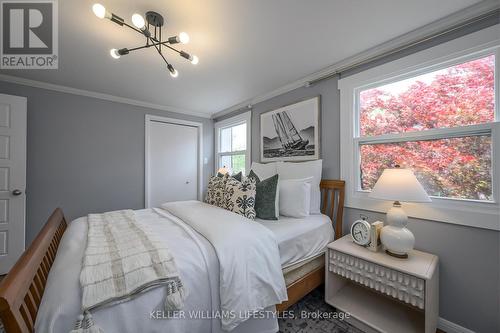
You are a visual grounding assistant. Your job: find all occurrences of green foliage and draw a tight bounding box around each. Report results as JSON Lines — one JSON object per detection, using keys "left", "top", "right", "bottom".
{"left": 231, "top": 155, "right": 246, "bottom": 175}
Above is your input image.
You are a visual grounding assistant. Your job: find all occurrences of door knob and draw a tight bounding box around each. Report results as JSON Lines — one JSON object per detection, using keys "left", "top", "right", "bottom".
{"left": 12, "top": 189, "right": 23, "bottom": 196}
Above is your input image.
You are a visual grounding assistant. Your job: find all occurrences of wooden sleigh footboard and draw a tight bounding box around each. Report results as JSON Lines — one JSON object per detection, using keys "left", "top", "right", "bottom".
{"left": 276, "top": 179, "right": 345, "bottom": 312}
{"left": 0, "top": 208, "right": 68, "bottom": 333}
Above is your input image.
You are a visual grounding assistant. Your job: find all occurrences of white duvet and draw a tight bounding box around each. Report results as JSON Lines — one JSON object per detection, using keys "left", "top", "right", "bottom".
{"left": 161, "top": 201, "right": 288, "bottom": 331}
{"left": 35, "top": 204, "right": 283, "bottom": 333}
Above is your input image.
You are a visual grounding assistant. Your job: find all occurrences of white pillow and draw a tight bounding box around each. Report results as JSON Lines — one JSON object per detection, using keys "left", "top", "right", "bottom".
{"left": 279, "top": 178, "right": 312, "bottom": 218}
{"left": 277, "top": 160, "right": 322, "bottom": 214}
{"left": 250, "top": 162, "right": 280, "bottom": 180}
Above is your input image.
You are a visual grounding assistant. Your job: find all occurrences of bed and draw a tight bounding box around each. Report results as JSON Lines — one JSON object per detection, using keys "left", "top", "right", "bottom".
{"left": 0, "top": 179, "right": 344, "bottom": 333}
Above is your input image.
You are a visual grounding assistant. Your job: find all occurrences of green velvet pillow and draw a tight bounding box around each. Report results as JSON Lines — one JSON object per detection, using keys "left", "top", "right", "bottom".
{"left": 248, "top": 170, "right": 279, "bottom": 220}
{"left": 232, "top": 171, "right": 242, "bottom": 182}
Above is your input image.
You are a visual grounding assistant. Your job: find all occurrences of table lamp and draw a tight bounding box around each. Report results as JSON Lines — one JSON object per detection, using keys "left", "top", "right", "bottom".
{"left": 369, "top": 166, "right": 431, "bottom": 258}
{"left": 217, "top": 166, "right": 230, "bottom": 175}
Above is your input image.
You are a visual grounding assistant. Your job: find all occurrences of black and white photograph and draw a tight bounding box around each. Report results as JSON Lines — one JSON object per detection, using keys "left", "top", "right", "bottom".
{"left": 260, "top": 96, "right": 320, "bottom": 162}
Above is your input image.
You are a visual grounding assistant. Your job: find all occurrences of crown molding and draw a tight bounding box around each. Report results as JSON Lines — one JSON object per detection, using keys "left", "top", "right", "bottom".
{"left": 212, "top": 0, "right": 500, "bottom": 120}
{"left": 0, "top": 74, "right": 211, "bottom": 119}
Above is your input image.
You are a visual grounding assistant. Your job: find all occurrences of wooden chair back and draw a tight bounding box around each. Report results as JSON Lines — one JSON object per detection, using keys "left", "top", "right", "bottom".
{"left": 320, "top": 179, "right": 345, "bottom": 240}
{"left": 0, "top": 208, "right": 67, "bottom": 333}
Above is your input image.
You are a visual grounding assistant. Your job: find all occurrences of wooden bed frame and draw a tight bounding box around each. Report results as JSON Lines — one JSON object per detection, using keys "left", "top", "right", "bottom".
{"left": 0, "top": 180, "right": 344, "bottom": 332}
{"left": 0, "top": 209, "right": 67, "bottom": 333}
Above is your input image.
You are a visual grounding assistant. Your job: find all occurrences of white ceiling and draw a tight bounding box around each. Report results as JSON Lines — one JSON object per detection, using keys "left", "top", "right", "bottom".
{"left": 0, "top": 0, "right": 482, "bottom": 116}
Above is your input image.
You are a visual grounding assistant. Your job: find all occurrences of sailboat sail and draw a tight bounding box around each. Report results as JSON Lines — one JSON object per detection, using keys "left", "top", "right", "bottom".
{"left": 271, "top": 111, "right": 309, "bottom": 151}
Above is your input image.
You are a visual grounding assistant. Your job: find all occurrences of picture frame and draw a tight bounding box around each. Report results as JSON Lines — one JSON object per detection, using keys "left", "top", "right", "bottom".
{"left": 260, "top": 96, "right": 320, "bottom": 162}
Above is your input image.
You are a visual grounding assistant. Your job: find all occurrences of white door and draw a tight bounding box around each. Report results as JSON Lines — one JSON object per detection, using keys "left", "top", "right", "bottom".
{"left": 146, "top": 118, "right": 200, "bottom": 208}
{"left": 0, "top": 94, "right": 27, "bottom": 275}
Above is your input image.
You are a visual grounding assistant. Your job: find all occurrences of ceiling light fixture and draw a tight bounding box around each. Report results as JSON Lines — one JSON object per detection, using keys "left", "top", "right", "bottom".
{"left": 92, "top": 4, "right": 199, "bottom": 78}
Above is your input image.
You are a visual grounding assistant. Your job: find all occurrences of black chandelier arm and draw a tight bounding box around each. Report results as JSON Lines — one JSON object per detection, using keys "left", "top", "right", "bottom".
{"left": 149, "top": 36, "right": 180, "bottom": 53}
{"left": 123, "top": 40, "right": 182, "bottom": 55}
{"left": 121, "top": 21, "right": 143, "bottom": 34}
{"left": 148, "top": 37, "right": 171, "bottom": 66}
{"left": 126, "top": 44, "right": 151, "bottom": 52}
{"left": 162, "top": 43, "right": 182, "bottom": 55}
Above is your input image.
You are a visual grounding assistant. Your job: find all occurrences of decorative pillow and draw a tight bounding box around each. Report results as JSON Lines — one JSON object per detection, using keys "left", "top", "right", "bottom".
{"left": 232, "top": 171, "right": 242, "bottom": 182}
{"left": 205, "top": 174, "right": 230, "bottom": 208}
{"left": 277, "top": 160, "right": 322, "bottom": 214}
{"left": 224, "top": 177, "right": 257, "bottom": 220}
{"left": 248, "top": 170, "right": 279, "bottom": 220}
{"left": 217, "top": 172, "right": 242, "bottom": 181}
{"left": 279, "top": 178, "right": 312, "bottom": 218}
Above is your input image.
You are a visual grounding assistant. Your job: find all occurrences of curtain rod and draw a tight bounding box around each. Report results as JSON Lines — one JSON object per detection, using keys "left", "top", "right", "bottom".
{"left": 307, "top": 8, "right": 500, "bottom": 86}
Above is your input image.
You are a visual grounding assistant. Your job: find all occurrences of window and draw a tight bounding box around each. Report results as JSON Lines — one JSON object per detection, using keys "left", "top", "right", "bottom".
{"left": 339, "top": 26, "right": 500, "bottom": 230}
{"left": 215, "top": 112, "right": 251, "bottom": 175}
{"left": 359, "top": 55, "right": 495, "bottom": 201}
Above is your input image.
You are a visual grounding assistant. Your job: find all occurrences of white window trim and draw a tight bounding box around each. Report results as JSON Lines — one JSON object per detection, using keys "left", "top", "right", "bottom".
{"left": 214, "top": 111, "right": 252, "bottom": 174}
{"left": 339, "top": 25, "right": 500, "bottom": 231}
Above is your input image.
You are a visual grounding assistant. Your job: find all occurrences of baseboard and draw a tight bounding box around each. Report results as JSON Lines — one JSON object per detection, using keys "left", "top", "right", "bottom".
{"left": 438, "top": 317, "right": 475, "bottom": 333}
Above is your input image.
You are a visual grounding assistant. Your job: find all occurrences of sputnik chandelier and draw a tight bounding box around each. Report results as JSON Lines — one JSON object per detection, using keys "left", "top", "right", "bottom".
{"left": 92, "top": 4, "right": 199, "bottom": 78}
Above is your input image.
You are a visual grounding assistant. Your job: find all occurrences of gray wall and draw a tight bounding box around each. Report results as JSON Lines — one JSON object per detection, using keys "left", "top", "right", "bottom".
{"left": 0, "top": 80, "right": 214, "bottom": 245}
{"left": 215, "top": 23, "right": 500, "bottom": 333}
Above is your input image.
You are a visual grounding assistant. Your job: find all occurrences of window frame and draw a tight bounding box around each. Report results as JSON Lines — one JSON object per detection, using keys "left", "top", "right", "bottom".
{"left": 339, "top": 25, "right": 500, "bottom": 230}
{"left": 214, "top": 111, "right": 252, "bottom": 175}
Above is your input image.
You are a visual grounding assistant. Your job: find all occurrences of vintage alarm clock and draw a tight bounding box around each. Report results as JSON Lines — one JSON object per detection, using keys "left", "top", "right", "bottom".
{"left": 350, "top": 216, "right": 371, "bottom": 246}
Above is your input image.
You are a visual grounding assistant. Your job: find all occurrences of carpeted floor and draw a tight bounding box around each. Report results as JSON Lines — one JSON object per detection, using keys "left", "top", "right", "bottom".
{"left": 278, "top": 288, "right": 363, "bottom": 333}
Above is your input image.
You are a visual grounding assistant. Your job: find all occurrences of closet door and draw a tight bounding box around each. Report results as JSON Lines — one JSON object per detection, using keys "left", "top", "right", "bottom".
{"left": 146, "top": 119, "right": 199, "bottom": 207}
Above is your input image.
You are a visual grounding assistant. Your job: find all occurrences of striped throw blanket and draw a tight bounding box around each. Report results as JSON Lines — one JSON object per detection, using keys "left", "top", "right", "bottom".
{"left": 71, "top": 210, "right": 185, "bottom": 333}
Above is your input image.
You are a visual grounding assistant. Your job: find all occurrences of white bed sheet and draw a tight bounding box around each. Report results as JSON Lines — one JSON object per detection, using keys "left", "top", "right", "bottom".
{"left": 256, "top": 214, "right": 334, "bottom": 269}
{"left": 35, "top": 209, "right": 278, "bottom": 333}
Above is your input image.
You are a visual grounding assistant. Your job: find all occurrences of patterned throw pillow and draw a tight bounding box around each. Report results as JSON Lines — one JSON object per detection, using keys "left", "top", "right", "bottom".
{"left": 224, "top": 177, "right": 257, "bottom": 220}
{"left": 205, "top": 174, "right": 230, "bottom": 208}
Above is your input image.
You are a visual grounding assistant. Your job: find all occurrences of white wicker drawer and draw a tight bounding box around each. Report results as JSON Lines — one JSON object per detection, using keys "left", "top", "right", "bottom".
{"left": 329, "top": 250, "right": 425, "bottom": 309}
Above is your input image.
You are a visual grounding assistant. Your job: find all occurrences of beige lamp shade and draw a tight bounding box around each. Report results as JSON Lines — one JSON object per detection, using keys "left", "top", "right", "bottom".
{"left": 369, "top": 168, "right": 431, "bottom": 203}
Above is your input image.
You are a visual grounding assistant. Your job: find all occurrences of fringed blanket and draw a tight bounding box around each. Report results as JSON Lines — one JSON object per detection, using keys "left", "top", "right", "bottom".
{"left": 71, "top": 210, "right": 185, "bottom": 333}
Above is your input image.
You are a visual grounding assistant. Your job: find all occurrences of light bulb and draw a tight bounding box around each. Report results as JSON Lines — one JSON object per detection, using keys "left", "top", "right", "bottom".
{"left": 131, "top": 13, "right": 145, "bottom": 30}
{"left": 110, "top": 49, "right": 121, "bottom": 59}
{"left": 92, "top": 3, "right": 107, "bottom": 19}
{"left": 179, "top": 32, "right": 190, "bottom": 44}
{"left": 190, "top": 55, "right": 199, "bottom": 65}
{"left": 167, "top": 64, "right": 179, "bottom": 78}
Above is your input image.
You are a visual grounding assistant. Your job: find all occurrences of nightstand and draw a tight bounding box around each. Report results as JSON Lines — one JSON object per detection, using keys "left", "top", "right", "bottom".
{"left": 326, "top": 235, "right": 439, "bottom": 333}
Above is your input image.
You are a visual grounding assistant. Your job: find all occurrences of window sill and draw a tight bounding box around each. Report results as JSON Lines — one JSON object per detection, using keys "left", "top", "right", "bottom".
{"left": 345, "top": 191, "right": 499, "bottom": 231}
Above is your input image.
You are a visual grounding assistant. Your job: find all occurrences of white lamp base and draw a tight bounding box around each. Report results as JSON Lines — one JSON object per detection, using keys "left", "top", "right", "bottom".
{"left": 380, "top": 202, "right": 415, "bottom": 259}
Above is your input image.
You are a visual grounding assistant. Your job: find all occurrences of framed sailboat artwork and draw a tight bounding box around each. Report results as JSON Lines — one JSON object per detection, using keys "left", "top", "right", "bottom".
{"left": 260, "top": 96, "right": 320, "bottom": 162}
